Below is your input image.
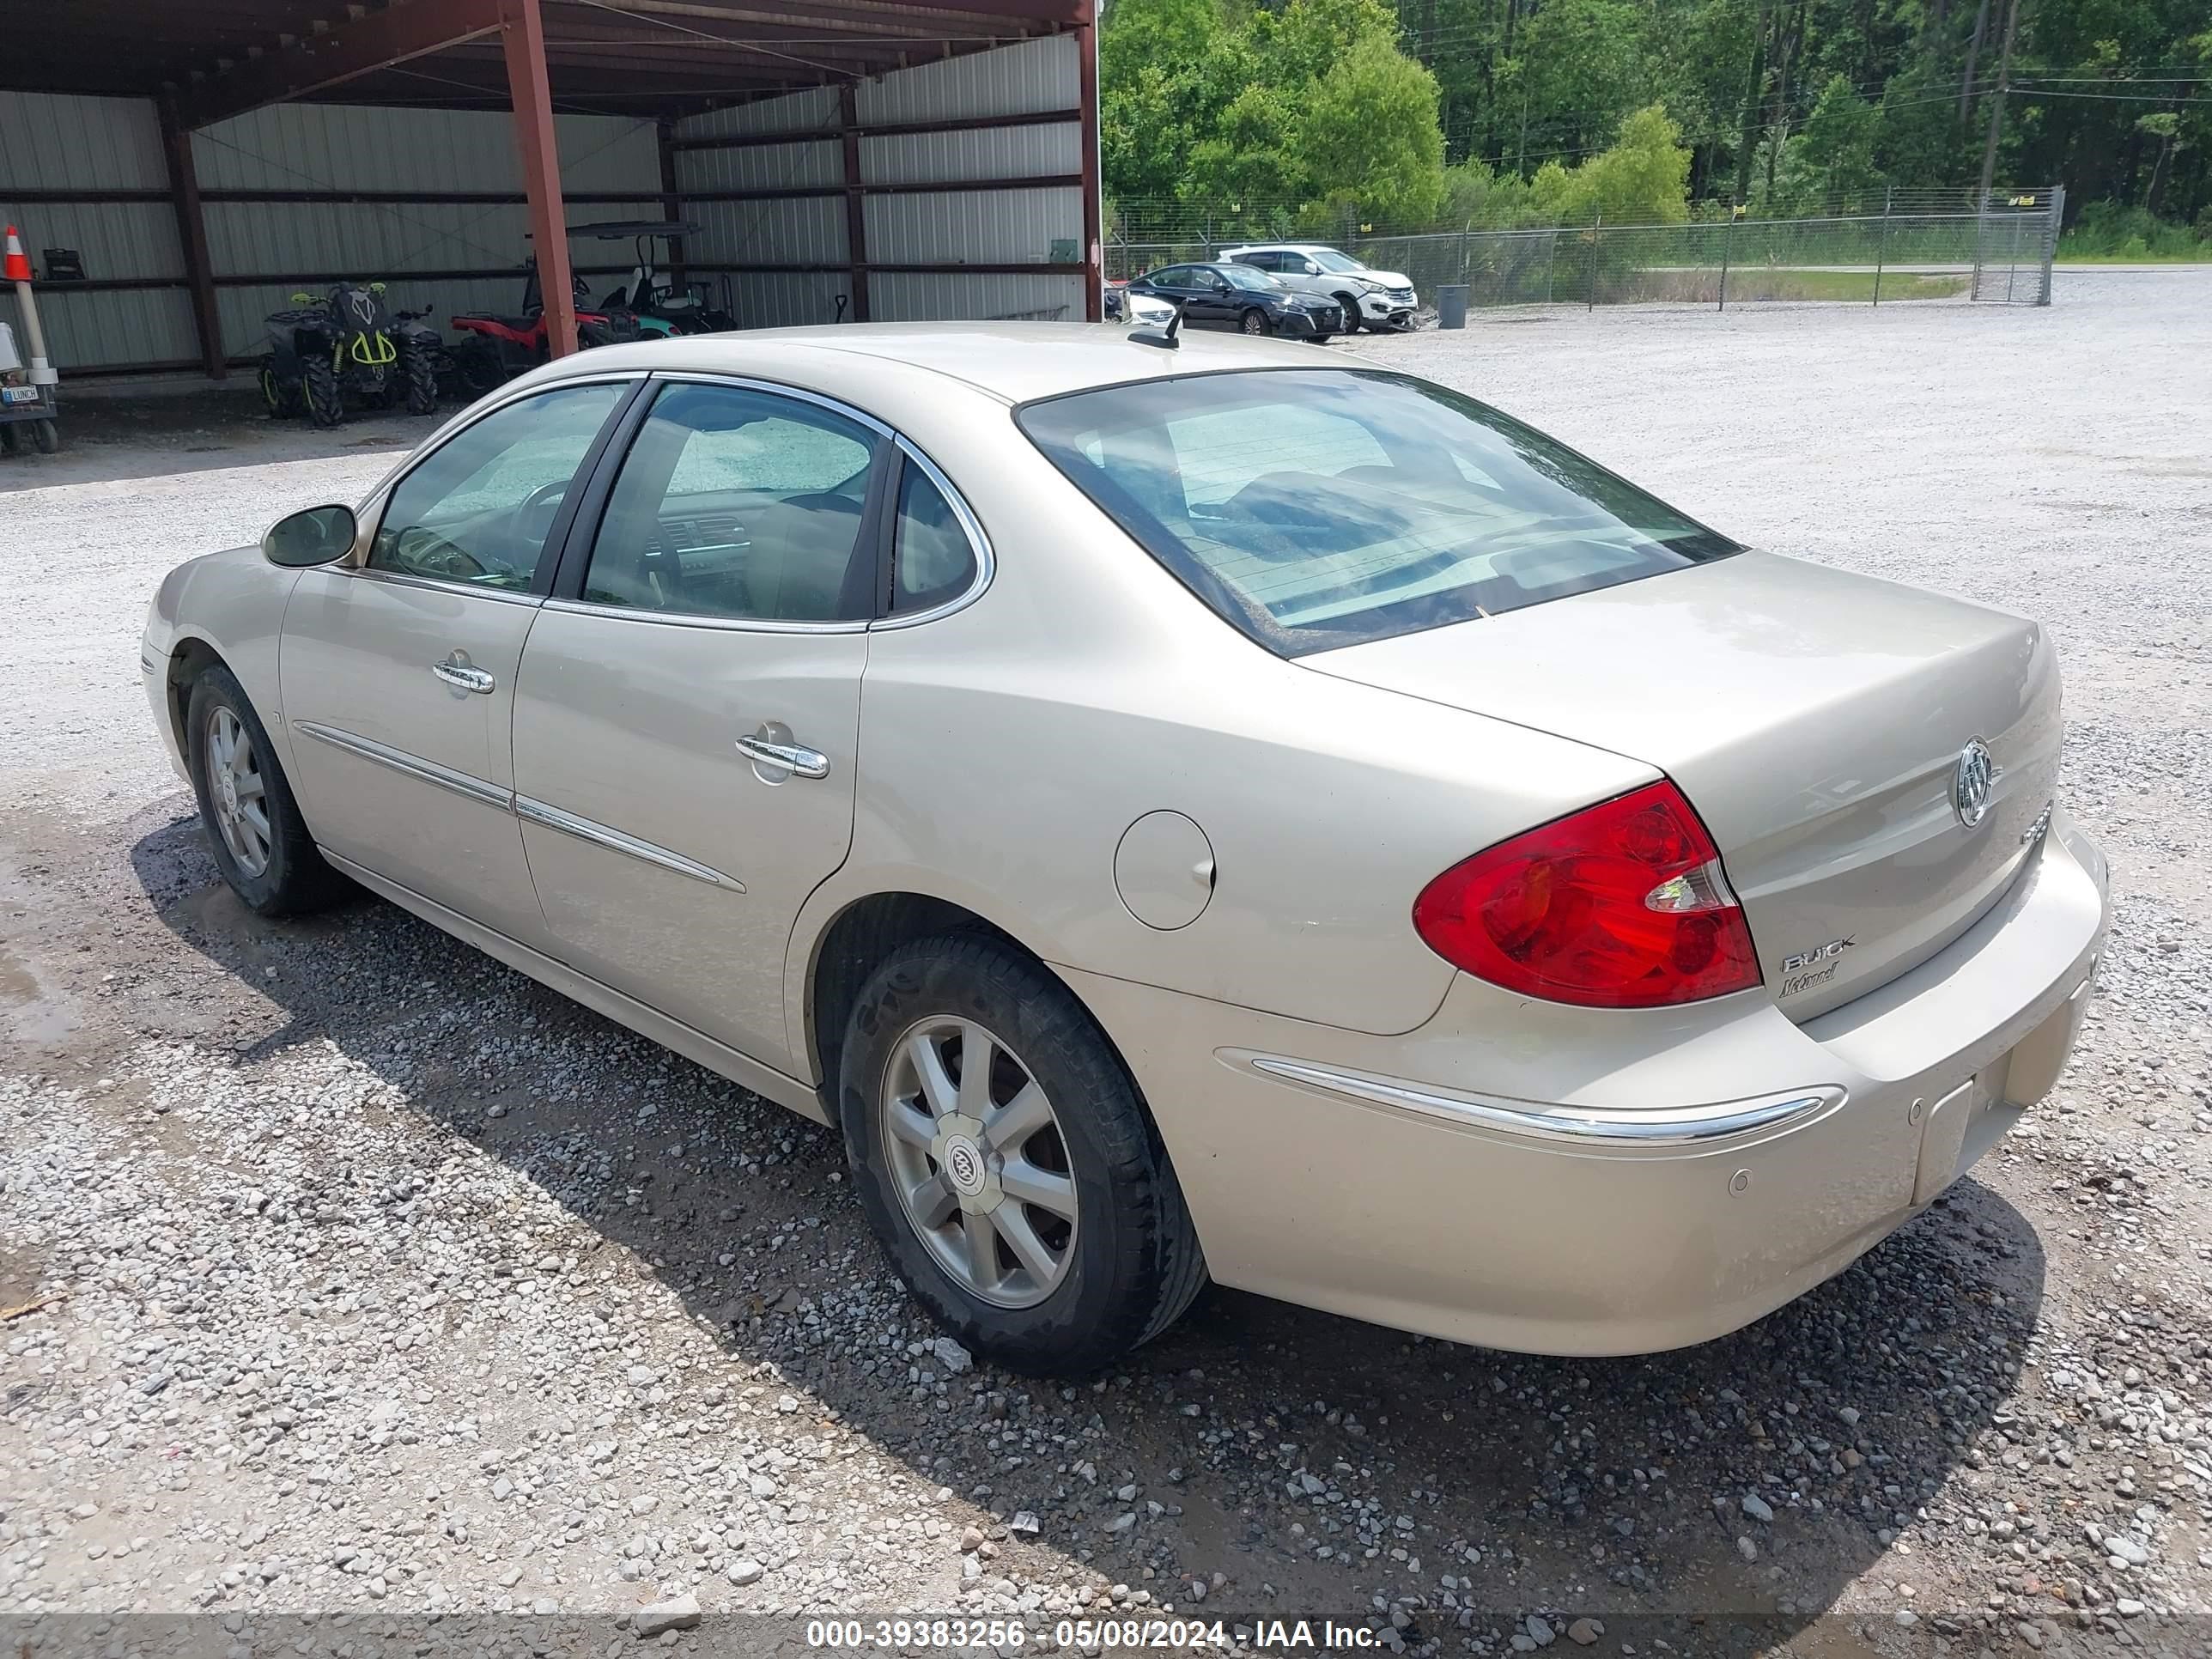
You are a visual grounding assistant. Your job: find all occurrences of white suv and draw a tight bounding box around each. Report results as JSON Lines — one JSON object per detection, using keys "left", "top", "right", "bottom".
{"left": 1218, "top": 243, "right": 1419, "bottom": 331}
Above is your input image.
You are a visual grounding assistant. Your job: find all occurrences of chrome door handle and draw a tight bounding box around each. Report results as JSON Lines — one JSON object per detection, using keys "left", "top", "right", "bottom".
{"left": 735, "top": 733, "right": 830, "bottom": 780}
{"left": 432, "top": 653, "right": 495, "bottom": 695}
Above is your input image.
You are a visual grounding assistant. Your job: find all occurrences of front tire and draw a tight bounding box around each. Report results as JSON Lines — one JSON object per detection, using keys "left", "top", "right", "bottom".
{"left": 1239, "top": 307, "right": 1272, "bottom": 336}
{"left": 1335, "top": 292, "right": 1365, "bottom": 332}
{"left": 185, "top": 666, "right": 351, "bottom": 916}
{"left": 301, "top": 355, "right": 343, "bottom": 428}
{"left": 838, "top": 933, "right": 1206, "bottom": 1375}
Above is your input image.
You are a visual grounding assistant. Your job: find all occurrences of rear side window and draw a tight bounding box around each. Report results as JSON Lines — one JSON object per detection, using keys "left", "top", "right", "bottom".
{"left": 1015, "top": 368, "right": 1739, "bottom": 656}
{"left": 580, "top": 382, "right": 878, "bottom": 623}
{"left": 889, "top": 461, "right": 980, "bottom": 615}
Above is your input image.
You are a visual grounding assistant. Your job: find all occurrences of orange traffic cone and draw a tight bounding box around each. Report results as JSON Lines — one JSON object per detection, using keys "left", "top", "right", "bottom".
{"left": 2, "top": 227, "right": 29, "bottom": 283}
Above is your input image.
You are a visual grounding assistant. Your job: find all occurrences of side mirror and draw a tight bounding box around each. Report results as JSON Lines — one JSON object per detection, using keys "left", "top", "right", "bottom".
{"left": 264, "top": 504, "right": 357, "bottom": 568}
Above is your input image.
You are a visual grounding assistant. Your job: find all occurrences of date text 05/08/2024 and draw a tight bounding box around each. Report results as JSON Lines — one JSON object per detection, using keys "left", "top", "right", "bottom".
{"left": 804, "top": 1617, "right": 1390, "bottom": 1648}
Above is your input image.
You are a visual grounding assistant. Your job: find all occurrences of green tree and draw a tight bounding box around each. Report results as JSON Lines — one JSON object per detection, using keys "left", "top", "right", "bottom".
{"left": 1298, "top": 32, "right": 1449, "bottom": 223}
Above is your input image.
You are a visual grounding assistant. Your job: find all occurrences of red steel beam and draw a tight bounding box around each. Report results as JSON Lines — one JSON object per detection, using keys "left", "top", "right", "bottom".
{"left": 1076, "top": 2, "right": 1102, "bottom": 320}
{"left": 838, "top": 82, "right": 871, "bottom": 322}
{"left": 156, "top": 94, "right": 227, "bottom": 379}
{"left": 500, "top": 0, "right": 578, "bottom": 357}
{"left": 172, "top": 0, "right": 506, "bottom": 130}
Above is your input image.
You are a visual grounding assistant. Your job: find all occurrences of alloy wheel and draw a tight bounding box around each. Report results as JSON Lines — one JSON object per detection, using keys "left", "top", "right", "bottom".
{"left": 879, "top": 1017, "right": 1079, "bottom": 1309}
{"left": 204, "top": 707, "right": 272, "bottom": 877}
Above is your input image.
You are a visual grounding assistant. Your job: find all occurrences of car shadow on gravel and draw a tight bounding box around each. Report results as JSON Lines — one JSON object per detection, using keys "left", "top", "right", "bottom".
{"left": 131, "top": 811, "right": 2050, "bottom": 1651}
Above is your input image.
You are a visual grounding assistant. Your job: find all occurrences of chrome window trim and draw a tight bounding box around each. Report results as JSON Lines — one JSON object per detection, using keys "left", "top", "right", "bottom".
{"left": 1235, "top": 1053, "right": 1846, "bottom": 1148}
{"left": 540, "top": 598, "right": 871, "bottom": 635}
{"left": 343, "top": 567, "right": 548, "bottom": 608}
{"left": 349, "top": 374, "right": 647, "bottom": 596}
{"left": 514, "top": 794, "right": 746, "bottom": 891}
{"left": 292, "top": 721, "right": 512, "bottom": 812}
{"left": 872, "top": 434, "right": 996, "bottom": 632}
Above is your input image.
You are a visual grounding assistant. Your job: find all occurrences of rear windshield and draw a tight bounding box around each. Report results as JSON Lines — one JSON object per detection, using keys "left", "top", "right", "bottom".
{"left": 1015, "top": 368, "right": 1740, "bottom": 655}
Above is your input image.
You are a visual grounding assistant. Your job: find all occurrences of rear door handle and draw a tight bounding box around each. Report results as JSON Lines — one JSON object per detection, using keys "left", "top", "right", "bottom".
{"left": 433, "top": 653, "right": 495, "bottom": 695}
{"left": 735, "top": 733, "right": 830, "bottom": 780}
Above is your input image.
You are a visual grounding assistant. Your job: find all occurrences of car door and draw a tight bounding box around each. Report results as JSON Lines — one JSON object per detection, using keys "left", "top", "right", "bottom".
{"left": 507, "top": 376, "right": 889, "bottom": 1074}
{"left": 280, "top": 378, "right": 635, "bottom": 946}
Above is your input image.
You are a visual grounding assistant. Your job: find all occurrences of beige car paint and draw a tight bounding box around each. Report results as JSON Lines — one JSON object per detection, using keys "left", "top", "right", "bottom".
{"left": 280, "top": 568, "right": 550, "bottom": 948}
{"left": 141, "top": 323, "right": 2111, "bottom": 1357}
{"left": 511, "top": 603, "right": 867, "bottom": 1075}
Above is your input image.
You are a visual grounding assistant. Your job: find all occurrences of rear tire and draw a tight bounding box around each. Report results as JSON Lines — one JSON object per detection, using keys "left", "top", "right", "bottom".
{"left": 838, "top": 933, "right": 1207, "bottom": 1376}
{"left": 29, "top": 418, "right": 58, "bottom": 454}
{"left": 401, "top": 347, "right": 439, "bottom": 416}
{"left": 301, "top": 355, "right": 343, "bottom": 428}
{"left": 0, "top": 424, "right": 18, "bottom": 457}
{"left": 185, "top": 665, "right": 352, "bottom": 917}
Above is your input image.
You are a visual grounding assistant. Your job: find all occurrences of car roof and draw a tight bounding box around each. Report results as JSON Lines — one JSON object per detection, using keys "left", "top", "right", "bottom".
{"left": 1223, "top": 243, "right": 1337, "bottom": 254}
{"left": 532, "top": 321, "right": 1334, "bottom": 407}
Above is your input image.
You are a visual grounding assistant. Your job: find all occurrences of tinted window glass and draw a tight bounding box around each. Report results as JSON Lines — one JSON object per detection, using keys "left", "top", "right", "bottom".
{"left": 372, "top": 383, "right": 622, "bottom": 589}
{"left": 1220, "top": 265, "right": 1277, "bottom": 291}
{"left": 1146, "top": 267, "right": 1188, "bottom": 288}
{"left": 890, "top": 461, "right": 979, "bottom": 614}
{"left": 1016, "top": 368, "right": 1739, "bottom": 656}
{"left": 581, "top": 383, "right": 878, "bottom": 623}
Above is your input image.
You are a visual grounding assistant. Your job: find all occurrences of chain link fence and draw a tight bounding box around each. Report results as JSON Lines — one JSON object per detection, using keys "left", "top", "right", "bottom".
{"left": 1106, "top": 187, "right": 2063, "bottom": 313}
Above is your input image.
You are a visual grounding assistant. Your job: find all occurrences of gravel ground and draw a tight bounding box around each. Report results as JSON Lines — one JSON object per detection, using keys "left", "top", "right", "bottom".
{"left": 0, "top": 269, "right": 2207, "bottom": 1659}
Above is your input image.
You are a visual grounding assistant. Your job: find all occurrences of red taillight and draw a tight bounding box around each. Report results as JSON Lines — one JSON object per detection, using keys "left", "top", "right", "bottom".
{"left": 1413, "top": 781, "right": 1761, "bottom": 1009}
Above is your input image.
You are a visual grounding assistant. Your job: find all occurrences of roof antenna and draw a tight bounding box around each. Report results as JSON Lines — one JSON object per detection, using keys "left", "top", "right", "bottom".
{"left": 1128, "top": 302, "right": 1182, "bottom": 350}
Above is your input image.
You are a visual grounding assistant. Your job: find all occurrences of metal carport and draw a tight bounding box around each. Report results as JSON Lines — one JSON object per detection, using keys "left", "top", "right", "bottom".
{"left": 0, "top": 0, "right": 1102, "bottom": 384}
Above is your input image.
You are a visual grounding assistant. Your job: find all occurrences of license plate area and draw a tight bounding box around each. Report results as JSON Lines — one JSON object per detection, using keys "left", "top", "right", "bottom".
{"left": 1, "top": 386, "right": 39, "bottom": 404}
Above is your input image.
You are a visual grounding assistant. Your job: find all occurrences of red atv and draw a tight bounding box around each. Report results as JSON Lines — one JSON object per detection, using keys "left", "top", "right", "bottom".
{"left": 447, "top": 265, "right": 641, "bottom": 395}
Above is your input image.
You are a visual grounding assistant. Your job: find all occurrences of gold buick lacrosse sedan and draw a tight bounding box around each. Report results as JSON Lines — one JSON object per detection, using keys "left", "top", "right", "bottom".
{"left": 143, "top": 323, "right": 2107, "bottom": 1374}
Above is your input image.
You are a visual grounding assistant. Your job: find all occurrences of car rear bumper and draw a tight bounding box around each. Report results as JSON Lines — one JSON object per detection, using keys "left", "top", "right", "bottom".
{"left": 1064, "top": 810, "right": 2107, "bottom": 1355}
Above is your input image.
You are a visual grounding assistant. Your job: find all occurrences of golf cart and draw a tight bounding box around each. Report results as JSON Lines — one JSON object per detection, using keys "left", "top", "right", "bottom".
{"left": 580, "top": 219, "right": 736, "bottom": 335}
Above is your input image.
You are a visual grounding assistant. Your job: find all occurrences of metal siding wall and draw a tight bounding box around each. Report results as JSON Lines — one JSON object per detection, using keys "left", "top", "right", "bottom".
{"left": 669, "top": 37, "right": 1085, "bottom": 326}
{"left": 862, "top": 123, "right": 1079, "bottom": 186}
{"left": 854, "top": 34, "right": 1077, "bottom": 124}
{"left": 0, "top": 92, "right": 167, "bottom": 190}
{"left": 676, "top": 140, "right": 842, "bottom": 195}
{"left": 190, "top": 106, "right": 660, "bottom": 196}
{"left": 866, "top": 187, "right": 1079, "bottom": 264}
{"left": 0, "top": 94, "right": 191, "bottom": 368}
{"left": 678, "top": 87, "right": 840, "bottom": 144}
{"left": 870, "top": 272, "right": 1081, "bottom": 323}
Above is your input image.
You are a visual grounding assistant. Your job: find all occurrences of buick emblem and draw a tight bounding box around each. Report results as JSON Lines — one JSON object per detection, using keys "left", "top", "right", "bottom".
{"left": 1952, "top": 738, "right": 1995, "bottom": 828}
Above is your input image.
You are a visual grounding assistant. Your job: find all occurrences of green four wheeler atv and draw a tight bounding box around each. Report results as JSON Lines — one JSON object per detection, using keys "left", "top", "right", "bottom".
{"left": 259, "top": 282, "right": 445, "bottom": 428}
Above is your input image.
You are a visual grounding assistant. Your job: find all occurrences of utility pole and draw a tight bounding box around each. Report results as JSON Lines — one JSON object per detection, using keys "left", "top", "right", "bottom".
{"left": 1977, "top": 0, "right": 2022, "bottom": 204}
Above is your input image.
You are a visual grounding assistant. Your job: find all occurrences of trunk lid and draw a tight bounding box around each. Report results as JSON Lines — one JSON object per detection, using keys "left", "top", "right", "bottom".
{"left": 1306, "top": 552, "right": 2061, "bottom": 1018}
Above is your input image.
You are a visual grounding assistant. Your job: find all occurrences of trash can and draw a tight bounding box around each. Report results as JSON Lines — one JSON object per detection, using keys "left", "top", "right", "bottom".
{"left": 1437, "top": 284, "right": 1470, "bottom": 330}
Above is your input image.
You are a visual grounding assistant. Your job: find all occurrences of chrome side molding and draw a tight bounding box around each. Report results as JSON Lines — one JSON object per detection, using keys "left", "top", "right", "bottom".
{"left": 514, "top": 794, "right": 746, "bottom": 891}
{"left": 1233, "top": 1052, "right": 1845, "bottom": 1147}
{"left": 292, "top": 720, "right": 511, "bottom": 812}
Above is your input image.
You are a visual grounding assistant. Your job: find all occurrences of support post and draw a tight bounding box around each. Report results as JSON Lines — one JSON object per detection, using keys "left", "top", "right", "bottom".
{"left": 1077, "top": 5, "right": 1104, "bottom": 320}
{"left": 1586, "top": 214, "right": 1600, "bottom": 311}
{"left": 657, "top": 118, "right": 687, "bottom": 292}
{"left": 1976, "top": 0, "right": 2021, "bottom": 206}
{"left": 500, "top": 0, "right": 575, "bottom": 357}
{"left": 1718, "top": 203, "right": 1734, "bottom": 311}
{"left": 1872, "top": 185, "right": 1891, "bottom": 306}
{"left": 838, "top": 82, "right": 871, "bottom": 322}
{"left": 158, "top": 96, "right": 226, "bottom": 380}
